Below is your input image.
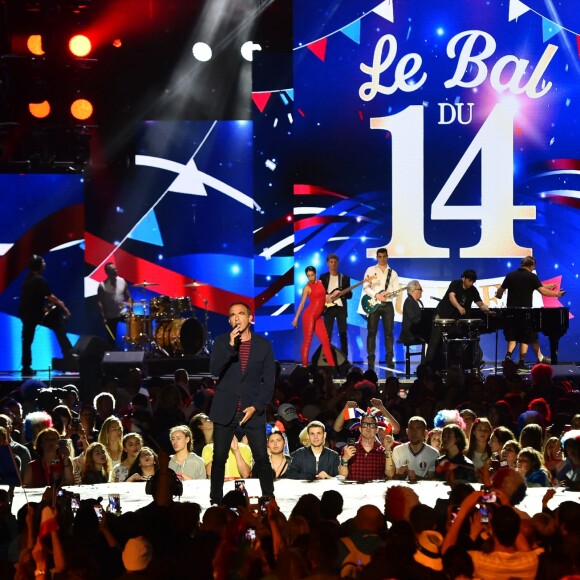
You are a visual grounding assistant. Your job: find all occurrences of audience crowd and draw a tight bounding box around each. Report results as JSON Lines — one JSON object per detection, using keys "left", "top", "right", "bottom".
{"left": 0, "top": 359, "right": 578, "bottom": 579}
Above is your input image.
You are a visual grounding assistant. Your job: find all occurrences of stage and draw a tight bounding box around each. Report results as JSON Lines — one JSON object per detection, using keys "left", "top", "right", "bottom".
{"left": 3, "top": 479, "right": 576, "bottom": 523}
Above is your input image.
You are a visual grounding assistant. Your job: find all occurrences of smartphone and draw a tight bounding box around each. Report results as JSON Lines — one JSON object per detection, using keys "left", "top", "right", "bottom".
{"left": 234, "top": 479, "right": 246, "bottom": 495}
{"left": 248, "top": 495, "right": 260, "bottom": 507}
{"left": 481, "top": 489, "right": 497, "bottom": 503}
{"left": 478, "top": 504, "right": 489, "bottom": 524}
{"left": 94, "top": 505, "right": 103, "bottom": 521}
{"left": 71, "top": 493, "right": 80, "bottom": 512}
{"left": 259, "top": 496, "right": 270, "bottom": 515}
{"left": 108, "top": 494, "right": 121, "bottom": 513}
{"left": 71, "top": 417, "right": 80, "bottom": 431}
{"left": 346, "top": 438, "right": 356, "bottom": 446}
{"left": 244, "top": 527, "right": 256, "bottom": 541}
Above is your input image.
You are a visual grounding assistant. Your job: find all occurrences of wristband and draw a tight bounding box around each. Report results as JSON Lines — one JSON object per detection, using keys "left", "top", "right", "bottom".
{"left": 340, "top": 459, "right": 349, "bottom": 466}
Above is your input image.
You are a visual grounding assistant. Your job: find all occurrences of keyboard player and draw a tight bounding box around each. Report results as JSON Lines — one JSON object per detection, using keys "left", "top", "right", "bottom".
{"left": 495, "top": 256, "right": 565, "bottom": 369}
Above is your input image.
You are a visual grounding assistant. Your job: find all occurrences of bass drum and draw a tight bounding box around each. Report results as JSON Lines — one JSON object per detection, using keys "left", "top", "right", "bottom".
{"left": 155, "top": 317, "right": 204, "bottom": 356}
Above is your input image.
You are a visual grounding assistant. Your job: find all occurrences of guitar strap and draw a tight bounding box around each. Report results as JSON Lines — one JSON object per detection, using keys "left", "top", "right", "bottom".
{"left": 384, "top": 268, "right": 392, "bottom": 293}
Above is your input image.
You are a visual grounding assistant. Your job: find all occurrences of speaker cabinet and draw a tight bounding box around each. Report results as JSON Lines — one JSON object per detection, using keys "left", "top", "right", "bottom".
{"left": 101, "top": 351, "right": 147, "bottom": 378}
{"left": 311, "top": 344, "right": 347, "bottom": 367}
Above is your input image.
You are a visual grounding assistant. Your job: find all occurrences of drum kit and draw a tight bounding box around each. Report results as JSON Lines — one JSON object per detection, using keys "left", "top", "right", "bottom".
{"left": 123, "top": 281, "right": 208, "bottom": 357}
{"left": 434, "top": 317, "right": 483, "bottom": 373}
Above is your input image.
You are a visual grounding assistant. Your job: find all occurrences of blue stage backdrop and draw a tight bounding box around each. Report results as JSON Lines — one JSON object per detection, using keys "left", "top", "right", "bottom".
{"left": 0, "top": 0, "right": 578, "bottom": 370}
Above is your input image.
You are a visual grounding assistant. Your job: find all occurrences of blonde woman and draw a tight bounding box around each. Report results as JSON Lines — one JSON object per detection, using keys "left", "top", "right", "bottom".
{"left": 111, "top": 433, "right": 143, "bottom": 482}
{"left": 168, "top": 425, "right": 206, "bottom": 480}
{"left": 81, "top": 442, "right": 112, "bottom": 484}
{"left": 97, "top": 416, "right": 123, "bottom": 466}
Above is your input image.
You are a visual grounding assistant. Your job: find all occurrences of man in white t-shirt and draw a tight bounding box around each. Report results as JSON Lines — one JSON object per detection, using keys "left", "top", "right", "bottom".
{"left": 389, "top": 416, "right": 439, "bottom": 480}
{"left": 97, "top": 262, "right": 132, "bottom": 345}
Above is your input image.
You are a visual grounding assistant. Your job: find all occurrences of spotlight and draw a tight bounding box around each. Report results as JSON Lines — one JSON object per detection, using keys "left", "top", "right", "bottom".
{"left": 28, "top": 101, "right": 51, "bottom": 118}
{"left": 70, "top": 98, "right": 93, "bottom": 120}
{"left": 26, "top": 35, "right": 45, "bottom": 56}
{"left": 69, "top": 35, "right": 92, "bottom": 57}
{"left": 192, "top": 42, "right": 212, "bottom": 62}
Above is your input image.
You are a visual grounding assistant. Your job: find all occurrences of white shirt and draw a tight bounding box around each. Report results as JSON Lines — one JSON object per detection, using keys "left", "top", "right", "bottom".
{"left": 327, "top": 274, "right": 343, "bottom": 307}
{"left": 363, "top": 265, "right": 399, "bottom": 301}
{"left": 392, "top": 442, "right": 439, "bottom": 477}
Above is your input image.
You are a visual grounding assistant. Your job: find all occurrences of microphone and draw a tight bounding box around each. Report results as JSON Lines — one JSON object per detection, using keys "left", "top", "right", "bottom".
{"left": 430, "top": 296, "right": 441, "bottom": 302}
{"left": 234, "top": 325, "right": 242, "bottom": 348}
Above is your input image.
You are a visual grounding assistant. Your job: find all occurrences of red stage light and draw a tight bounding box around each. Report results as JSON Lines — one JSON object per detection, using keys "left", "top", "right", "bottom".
{"left": 69, "top": 35, "right": 92, "bottom": 57}
{"left": 112, "top": 38, "right": 122, "bottom": 48}
{"left": 70, "top": 98, "right": 93, "bottom": 120}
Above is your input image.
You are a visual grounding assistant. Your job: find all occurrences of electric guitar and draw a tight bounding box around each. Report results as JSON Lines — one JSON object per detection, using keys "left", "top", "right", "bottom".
{"left": 361, "top": 287, "right": 406, "bottom": 315}
{"left": 325, "top": 276, "right": 375, "bottom": 308}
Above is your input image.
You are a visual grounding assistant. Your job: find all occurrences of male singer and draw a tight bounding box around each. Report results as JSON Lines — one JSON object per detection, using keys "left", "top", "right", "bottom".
{"left": 208, "top": 302, "right": 275, "bottom": 504}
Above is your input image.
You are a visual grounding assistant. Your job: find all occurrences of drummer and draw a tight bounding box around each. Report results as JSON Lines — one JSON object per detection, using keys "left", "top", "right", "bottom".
{"left": 97, "top": 262, "right": 132, "bottom": 346}
{"left": 425, "top": 269, "right": 490, "bottom": 365}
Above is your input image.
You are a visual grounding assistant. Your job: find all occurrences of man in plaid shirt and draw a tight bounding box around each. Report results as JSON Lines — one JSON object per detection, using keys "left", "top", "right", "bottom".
{"left": 338, "top": 414, "right": 389, "bottom": 482}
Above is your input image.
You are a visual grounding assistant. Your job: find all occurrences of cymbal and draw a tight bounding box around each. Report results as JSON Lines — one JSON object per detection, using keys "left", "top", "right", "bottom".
{"left": 183, "top": 281, "right": 205, "bottom": 287}
{"left": 133, "top": 281, "right": 159, "bottom": 288}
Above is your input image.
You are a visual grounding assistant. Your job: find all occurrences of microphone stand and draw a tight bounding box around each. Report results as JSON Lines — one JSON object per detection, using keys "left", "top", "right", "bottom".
{"left": 191, "top": 287, "right": 212, "bottom": 355}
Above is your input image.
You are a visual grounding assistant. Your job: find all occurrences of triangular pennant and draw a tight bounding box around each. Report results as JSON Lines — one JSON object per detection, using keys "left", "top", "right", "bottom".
{"left": 128, "top": 209, "right": 164, "bottom": 247}
{"left": 285, "top": 89, "right": 294, "bottom": 101}
{"left": 373, "top": 0, "right": 394, "bottom": 23}
{"left": 577, "top": 34, "right": 580, "bottom": 58}
{"left": 252, "top": 92, "right": 272, "bottom": 112}
{"left": 340, "top": 20, "right": 361, "bottom": 44}
{"left": 508, "top": 0, "right": 530, "bottom": 21}
{"left": 542, "top": 17, "right": 562, "bottom": 42}
{"left": 307, "top": 37, "right": 327, "bottom": 62}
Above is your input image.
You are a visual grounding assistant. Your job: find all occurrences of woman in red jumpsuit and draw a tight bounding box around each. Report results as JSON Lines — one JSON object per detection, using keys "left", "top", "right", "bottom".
{"left": 292, "top": 266, "right": 336, "bottom": 368}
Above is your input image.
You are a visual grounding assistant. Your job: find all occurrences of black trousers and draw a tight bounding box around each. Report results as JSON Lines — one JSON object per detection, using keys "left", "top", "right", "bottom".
{"left": 323, "top": 305, "right": 348, "bottom": 358}
{"left": 21, "top": 317, "right": 73, "bottom": 370}
{"left": 210, "top": 410, "right": 274, "bottom": 504}
{"left": 367, "top": 302, "right": 394, "bottom": 366}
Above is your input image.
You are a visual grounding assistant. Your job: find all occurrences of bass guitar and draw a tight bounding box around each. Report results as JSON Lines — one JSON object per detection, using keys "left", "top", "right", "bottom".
{"left": 361, "top": 287, "right": 406, "bottom": 315}
{"left": 325, "top": 276, "right": 375, "bottom": 308}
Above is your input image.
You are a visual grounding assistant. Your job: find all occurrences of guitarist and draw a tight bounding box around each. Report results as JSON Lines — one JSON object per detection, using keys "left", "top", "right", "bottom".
{"left": 320, "top": 254, "right": 352, "bottom": 362}
{"left": 18, "top": 255, "right": 73, "bottom": 376}
{"left": 362, "top": 248, "right": 399, "bottom": 371}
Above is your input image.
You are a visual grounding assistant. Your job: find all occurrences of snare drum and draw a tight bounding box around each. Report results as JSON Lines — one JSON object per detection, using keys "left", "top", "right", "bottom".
{"left": 434, "top": 318, "right": 456, "bottom": 328}
{"left": 125, "top": 315, "right": 152, "bottom": 345}
{"left": 150, "top": 296, "right": 174, "bottom": 319}
{"left": 155, "top": 317, "right": 204, "bottom": 356}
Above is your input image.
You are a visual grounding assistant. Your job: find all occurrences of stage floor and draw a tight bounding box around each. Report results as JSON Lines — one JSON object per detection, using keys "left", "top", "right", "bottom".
{"left": 4, "top": 479, "right": 576, "bottom": 522}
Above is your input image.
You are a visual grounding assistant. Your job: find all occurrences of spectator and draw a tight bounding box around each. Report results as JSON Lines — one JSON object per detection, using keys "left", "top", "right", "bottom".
{"left": 286, "top": 420, "right": 339, "bottom": 479}
{"left": 466, "top": 417, "right": 493, "bottom": 472}
{"left": 391, "top": 416, "right": 439, "bottom": 481}
{"left": 267, "top": 429, "right": 291, "bottom": 479}
{"left": 435, "top": 424, "right": 476, "bottom": 484}
{"left": 557, "top": 429, "right": 580, "bottom": 489}
{"left": 22, "top": 428, "right": 74, "bottom": 487}
{"left": 0, "top": 414, "right": 30, "bottom": 476}
{"left": 426, "top": 427, "right": 442, "bottom": 454}
{"left": 127, "top": 447, "right": 159, "bottom": 482}
{"left": 339, "top": 413, "right": 389, "bottom": 482}
{"left": 490, "top": 426, "right": 516, "bottom": 457}
{"left": 23, "top": 411, "right": 53, "bottom": 457}
{"left": 519, "top": 423, "right": 544, "bottom": 453}
{"left": 93, "top": 392, "right": 116, "bottom": 430}
{"left": 189, "top": 413, "right": 214, "bottom": 457}
{"left": 543, "top": 436, "right": 566, "bottom": 482}
{"left": 516, "top": 447, "right": 551, "bottom": 487}
{"left": 202, "top": 433, "right": 252, "bottom": 480}
{"left": 275, "top": 403, "right": 303, "bottom": 453}
{"left": 81, "top": 442, "right": 112, "bottom": 484}
{"left": 98, "top": 416, "right": 124, "bottom": 466}
{"left": 168, "top": 425, "right": 206, "bottom": 480}
{"left": 111, "top": 433, "right": 143, "bottom": 482}
{"left": 501, "top": 440, "right": 521, "bottom": 469}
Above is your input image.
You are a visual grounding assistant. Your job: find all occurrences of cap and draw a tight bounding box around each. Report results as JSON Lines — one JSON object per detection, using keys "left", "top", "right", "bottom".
{"left": 277, "top": 403, "right": 299, "bottom": 421}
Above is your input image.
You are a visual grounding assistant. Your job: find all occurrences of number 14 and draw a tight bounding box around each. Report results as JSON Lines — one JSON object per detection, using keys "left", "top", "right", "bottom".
{"left": 370, "top": 104, "right": 535, "bottom": 258}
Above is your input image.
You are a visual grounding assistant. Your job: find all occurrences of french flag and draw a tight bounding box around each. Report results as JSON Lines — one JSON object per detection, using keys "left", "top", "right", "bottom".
{"left": 343, "top": 407, "right": 363, "bottom": 420}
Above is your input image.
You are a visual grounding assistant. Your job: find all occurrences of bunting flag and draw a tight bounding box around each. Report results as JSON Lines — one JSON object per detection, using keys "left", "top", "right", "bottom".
{"left": 307, "top": 37, "right": 328, "bottom": 62}
{"left": 578, "top": 34, "right": 580, "bottom": 58}
{"left": 373, "top": 0, "right": 394, "bottom": 23}
{"left": 252, "top": 92, "right": 272, "bottom": 112}
{"left": 508, "top": 0, "right": 530, "bottom": 21}
{"left": 340, "top": 20, "right": 361, "bottom": 44}
{"left": 542, "top": 17, "right": 563, "bottom": 42}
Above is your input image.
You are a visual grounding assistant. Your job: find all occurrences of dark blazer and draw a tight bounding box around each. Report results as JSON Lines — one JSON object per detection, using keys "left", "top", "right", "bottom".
{"left": 319, "top": 272, "right": 352, "bottom": 313}
{"left": 209, "top": 331, "right": 275, "bottom": 426}
{"left": 285, "top": 446, "right": 340, "bottom": 479}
